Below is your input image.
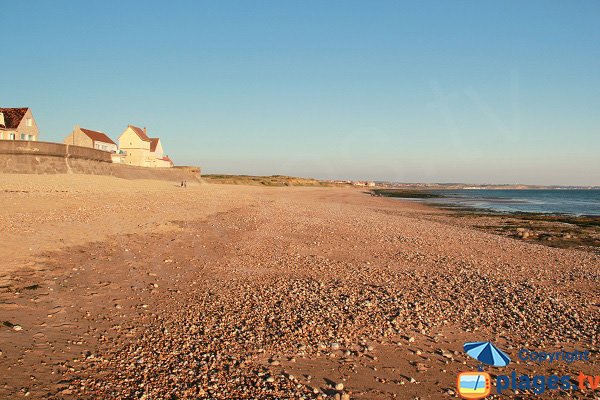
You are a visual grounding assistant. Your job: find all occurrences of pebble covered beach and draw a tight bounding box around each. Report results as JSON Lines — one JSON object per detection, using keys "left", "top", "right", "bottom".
{"left": 0, "top": 175, "right": 598, "bottom": 399}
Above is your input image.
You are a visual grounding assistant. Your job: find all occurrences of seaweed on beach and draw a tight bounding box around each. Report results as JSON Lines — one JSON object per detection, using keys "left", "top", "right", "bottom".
{"left": 452, "top": 210, "right": 600, "bottom": 228}
{"left": 371, "top": 189, "right": 444, "bottom": 199}
{"left": 448, "top": 210, "right": 600, "bottom": 253}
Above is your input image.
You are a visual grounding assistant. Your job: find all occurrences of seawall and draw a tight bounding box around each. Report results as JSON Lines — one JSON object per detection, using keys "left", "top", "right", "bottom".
{"left": 0, "top": 140, "right": 200, "bottom": 182}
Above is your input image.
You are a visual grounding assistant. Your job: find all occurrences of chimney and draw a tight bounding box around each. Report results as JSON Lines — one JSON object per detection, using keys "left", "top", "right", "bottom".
{"left": 0, "top": 112, "right": 4, "bottom": 128}
{"left": 143, "top": 127, "right": 147, "bottom": 135}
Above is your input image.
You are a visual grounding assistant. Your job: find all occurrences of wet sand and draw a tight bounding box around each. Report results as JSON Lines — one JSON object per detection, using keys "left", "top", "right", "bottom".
{"left": 0, "top": 175, "right": 598, "bottom": 399}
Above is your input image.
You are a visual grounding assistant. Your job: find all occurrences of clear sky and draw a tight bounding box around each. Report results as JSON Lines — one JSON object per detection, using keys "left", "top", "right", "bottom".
{"left": 2, "top": 1, "right": 599, "bottom": 185}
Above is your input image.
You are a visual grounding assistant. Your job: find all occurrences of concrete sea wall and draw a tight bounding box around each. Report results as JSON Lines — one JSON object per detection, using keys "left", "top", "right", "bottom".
{"left": 0, "top": 140, "right": 200, "bottom": 181}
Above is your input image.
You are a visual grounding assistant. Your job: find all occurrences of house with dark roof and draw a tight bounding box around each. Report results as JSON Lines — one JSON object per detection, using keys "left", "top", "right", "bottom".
{"left": 64, "top": 125, "right": 117, "bottom": 153}
{"left": 117, "top": 125, "right": 172, "bottom": 167}
{"left": 0, "top": 107, "right": 39, "bottom": 141}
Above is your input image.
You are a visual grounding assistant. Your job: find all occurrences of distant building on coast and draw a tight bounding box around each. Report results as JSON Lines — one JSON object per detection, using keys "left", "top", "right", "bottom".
{"left": 351, "top": 181, "right": 376, "bottom": 187}
{"left": 63, "top": 125, "right": 117, "bottom": 152}
{"left": 0, "top": 107, "right": 39, "bottom": 141}
{"left": 117, "top": 125, "right": 173, "bottom": 168}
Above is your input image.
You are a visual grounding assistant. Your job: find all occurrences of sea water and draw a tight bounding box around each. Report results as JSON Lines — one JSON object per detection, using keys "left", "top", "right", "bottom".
{"left": 427, "top": 189, "right": 600, "bottom": 216}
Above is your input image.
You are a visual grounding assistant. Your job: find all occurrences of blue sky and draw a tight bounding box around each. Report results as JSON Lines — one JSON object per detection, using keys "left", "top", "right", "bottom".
{"left": 2, "top": 1, "right": 599, "bottom": 185}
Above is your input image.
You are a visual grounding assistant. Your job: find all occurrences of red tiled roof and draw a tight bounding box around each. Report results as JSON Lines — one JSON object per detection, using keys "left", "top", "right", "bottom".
{"left": 149, "top": 138, "right": 160, "bottom": 152}
{"left": 0, "top": 107, "right": 29, "bottom": 129}
{"left": 129, "top": 125, "right": 151, "bottom": 142}
{"left": 161, "top": 156, "right": 173, "bottom": 165}
{"left": 80, "top": 128, "right": 116, "bottom": 145}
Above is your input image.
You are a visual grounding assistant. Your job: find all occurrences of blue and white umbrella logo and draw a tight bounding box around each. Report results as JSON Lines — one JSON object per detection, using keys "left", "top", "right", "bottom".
{"left": 463, "top": 341, "right": 511, "bottom": 367}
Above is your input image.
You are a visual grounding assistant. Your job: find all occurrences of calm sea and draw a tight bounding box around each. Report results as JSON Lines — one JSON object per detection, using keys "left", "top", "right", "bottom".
{"left": 426, "top": 189, "right": 600, "bottom": 216}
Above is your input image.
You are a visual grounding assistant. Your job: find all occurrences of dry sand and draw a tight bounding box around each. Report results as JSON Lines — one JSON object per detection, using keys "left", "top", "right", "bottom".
{"left": 0, "top": 174, "right": 598, "bottom": 399}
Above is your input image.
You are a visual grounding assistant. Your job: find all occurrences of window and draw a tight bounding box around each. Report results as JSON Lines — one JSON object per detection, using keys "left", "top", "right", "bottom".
{"left": 9, "top": 133, "right": 15, "bottom": 140}
{"left": 0, "top": 132, "right": 3, "bottom": 139}
{"left": 21, "top": 134, "right": 26, "bottom": 140}
{"left": 26, "top": 118, "right": 33, "bottom": 127}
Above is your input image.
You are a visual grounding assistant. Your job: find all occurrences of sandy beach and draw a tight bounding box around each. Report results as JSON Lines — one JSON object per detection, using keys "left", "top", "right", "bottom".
{"left": 0, "top": 175, "right": 598, "bottom": 399}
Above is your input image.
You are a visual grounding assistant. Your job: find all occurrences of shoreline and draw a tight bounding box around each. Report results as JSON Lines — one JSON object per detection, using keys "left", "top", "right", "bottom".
{"left": 372, "top": 189, "right": 600, "bottom": 253}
